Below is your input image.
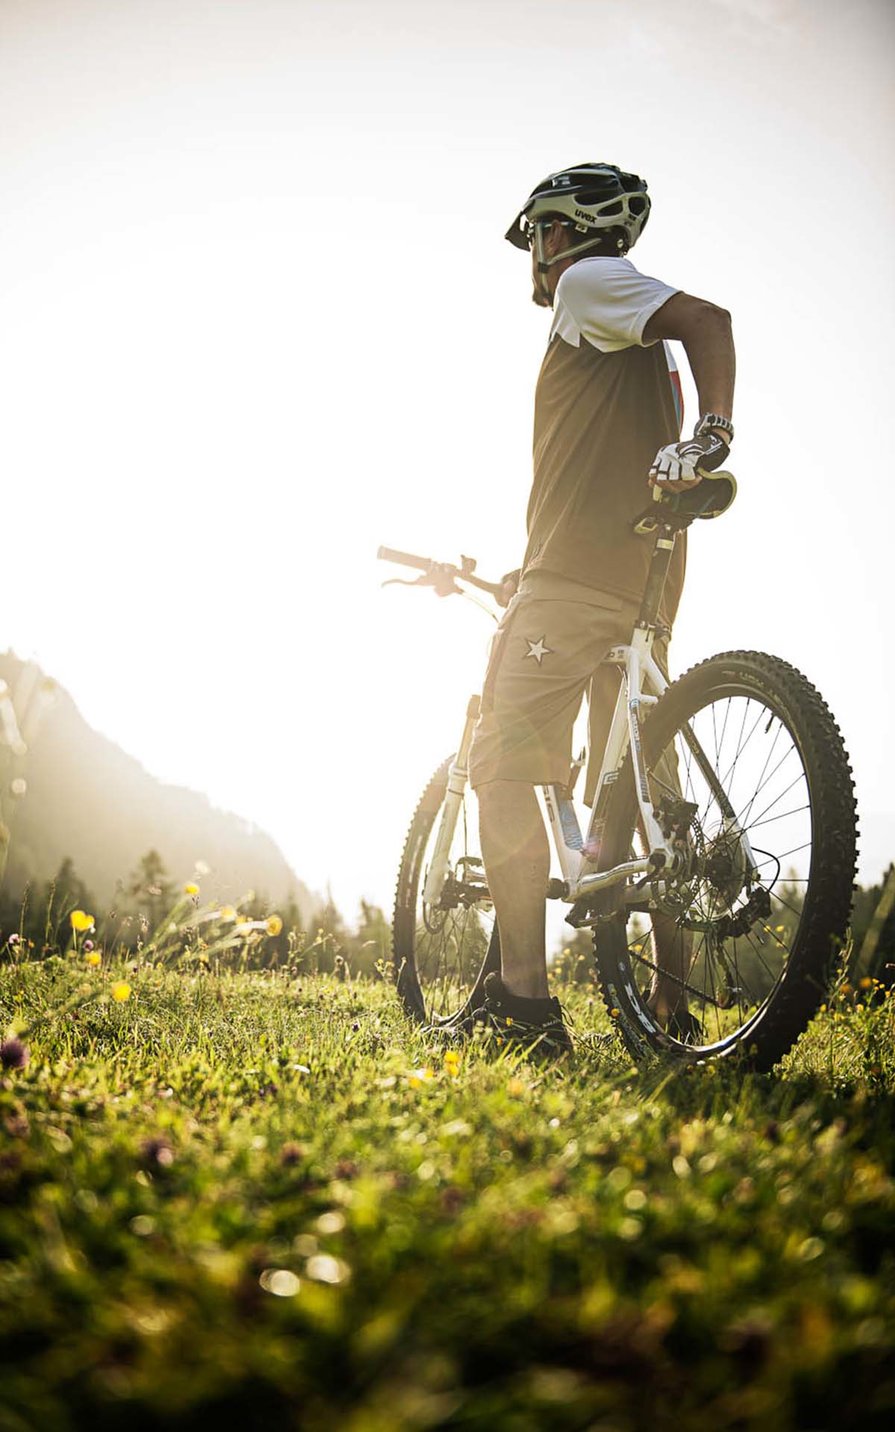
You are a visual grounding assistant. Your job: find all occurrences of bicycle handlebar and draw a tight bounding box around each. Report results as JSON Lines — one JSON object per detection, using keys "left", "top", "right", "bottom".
{"left": 376, "top": 545, "right": 434, "bottom": 572}
{"left": 377, "top": 546, "right": 506, "bottom": 599}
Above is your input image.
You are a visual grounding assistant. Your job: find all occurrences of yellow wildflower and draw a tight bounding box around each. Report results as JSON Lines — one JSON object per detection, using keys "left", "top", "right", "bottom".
{"left": 70, "top": 910, "right": 94, "bottom": 933}
{"left": 266, "top": 915, "right": 283, "bottom": 937}
{"left": 443, "top": 1050, "right": 461, "bottom": 1077}
{"left": 183, "top": 882, "right": 200, "bottom": 897}
{"left": 111, "top": 982, "right": 131, "bottom": 1002}
{"left": 85, "top": 951, "right": 101, "bottom": 967}
{"left": 220, "top": 906, "right": 236, "bottom": 922}
{"left": 407, "top": 1067, "right": 435, "bottom": 1088}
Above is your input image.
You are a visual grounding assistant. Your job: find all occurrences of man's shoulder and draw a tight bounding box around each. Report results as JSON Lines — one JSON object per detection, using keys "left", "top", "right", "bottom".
{"left": 551, "top": 255, "right": 679, "bottom": 353}
{"left": 556, "top": 256, "right": 639, "bottom": 301}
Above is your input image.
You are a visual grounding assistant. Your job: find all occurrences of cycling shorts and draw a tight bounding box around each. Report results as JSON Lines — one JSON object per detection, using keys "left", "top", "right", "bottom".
{"left": 468, "top": 570, "right": 669, "bottom": 801}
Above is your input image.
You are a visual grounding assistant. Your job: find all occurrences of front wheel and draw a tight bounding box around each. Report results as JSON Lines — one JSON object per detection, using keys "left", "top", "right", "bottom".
{"left": 392, "top": 757, "right": 499, "bottom": 1024}
{"left": 593, "top": 652, "right": 857, "bottom": 1070}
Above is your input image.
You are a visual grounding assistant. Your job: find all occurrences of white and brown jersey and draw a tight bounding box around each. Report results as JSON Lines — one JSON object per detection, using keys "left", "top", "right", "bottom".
{"left": 524, "top": 256, "right": 686, "bottom": 628}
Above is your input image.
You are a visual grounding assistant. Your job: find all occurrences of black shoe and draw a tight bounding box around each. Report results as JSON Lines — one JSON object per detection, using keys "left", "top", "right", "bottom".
{"left": 471, "top": 972, "right": 573, "bottom": 1057}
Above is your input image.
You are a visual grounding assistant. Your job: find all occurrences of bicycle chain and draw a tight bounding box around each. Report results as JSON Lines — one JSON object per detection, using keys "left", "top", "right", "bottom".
{"left": 624, "top": 942, "right": 729, "bottom": 1010}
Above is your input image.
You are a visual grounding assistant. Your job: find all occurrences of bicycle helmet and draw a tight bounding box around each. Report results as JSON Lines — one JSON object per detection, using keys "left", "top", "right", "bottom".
{"left": 505, "top": 162, "right": 651, "bottom": 271}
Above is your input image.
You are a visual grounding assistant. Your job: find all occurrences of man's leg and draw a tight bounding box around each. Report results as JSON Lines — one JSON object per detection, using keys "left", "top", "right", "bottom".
{"left": 477, "top": 779, "right": 549, "bottom": 1000}
{"left": 470, "top": 575, "right": 635, "bottom": 1011}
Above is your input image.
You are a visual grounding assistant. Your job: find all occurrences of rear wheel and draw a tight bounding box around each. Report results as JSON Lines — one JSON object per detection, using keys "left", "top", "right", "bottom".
{"left": 593, "top": 652, "right": 857, "bottom": 1070}
{"left": 393, "top": 757, "right": 499, "bottom": 1024}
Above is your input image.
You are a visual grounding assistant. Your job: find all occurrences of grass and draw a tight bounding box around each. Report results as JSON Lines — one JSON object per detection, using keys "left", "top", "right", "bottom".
{"left": 1, "top": 957, "right": 894, "bottom": 1431}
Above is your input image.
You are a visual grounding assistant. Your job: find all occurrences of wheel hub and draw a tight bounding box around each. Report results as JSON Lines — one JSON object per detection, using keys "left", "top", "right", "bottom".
{"left": 701, "top": 819, "right": 750, "bottom": 910}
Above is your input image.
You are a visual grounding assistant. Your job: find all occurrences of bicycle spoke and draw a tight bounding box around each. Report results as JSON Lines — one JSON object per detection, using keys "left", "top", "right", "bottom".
{"left": 618, "top": 695, "right": 809, "bottom": 1043}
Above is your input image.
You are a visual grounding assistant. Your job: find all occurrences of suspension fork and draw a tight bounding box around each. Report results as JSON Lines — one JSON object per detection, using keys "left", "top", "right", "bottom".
{"left": 421, "top": 696, "right": 481, "bottom": 905}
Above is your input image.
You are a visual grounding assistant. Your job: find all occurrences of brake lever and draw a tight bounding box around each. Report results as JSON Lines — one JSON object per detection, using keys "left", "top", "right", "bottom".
{"left": 381, "top": 572, "right": 462, "bottom": 597}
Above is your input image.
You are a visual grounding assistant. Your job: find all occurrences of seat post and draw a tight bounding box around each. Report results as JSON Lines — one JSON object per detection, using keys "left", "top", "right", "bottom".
{"left": 636, "top": 524, "right": 678, "bottom": 631}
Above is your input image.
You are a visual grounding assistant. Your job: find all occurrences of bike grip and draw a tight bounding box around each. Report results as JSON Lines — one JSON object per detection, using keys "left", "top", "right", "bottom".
{"left": 376, "top": 545, "right": 432, "bottom": 571}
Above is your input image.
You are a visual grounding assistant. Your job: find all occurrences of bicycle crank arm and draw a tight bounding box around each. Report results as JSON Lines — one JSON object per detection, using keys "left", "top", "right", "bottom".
{"left": 562, "top": 857, "right": 651, "bottom": 902}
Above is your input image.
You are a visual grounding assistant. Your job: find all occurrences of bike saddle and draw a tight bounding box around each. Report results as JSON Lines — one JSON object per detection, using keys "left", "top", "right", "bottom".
{"left": 633, "top": 469, "right": 737, "bottom": 534}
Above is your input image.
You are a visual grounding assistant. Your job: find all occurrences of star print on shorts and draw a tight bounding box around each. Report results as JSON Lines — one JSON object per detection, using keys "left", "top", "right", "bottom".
{"left": 524, "top": 635, "right": 553, "bottom": 664}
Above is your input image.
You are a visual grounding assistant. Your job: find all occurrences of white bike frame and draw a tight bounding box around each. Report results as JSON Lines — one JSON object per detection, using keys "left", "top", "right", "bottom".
{"left": 422, "top": 620, "right": 759, "bottom": 919}
{"left": 403, "top": 473, "right": 751, "bottom": 922}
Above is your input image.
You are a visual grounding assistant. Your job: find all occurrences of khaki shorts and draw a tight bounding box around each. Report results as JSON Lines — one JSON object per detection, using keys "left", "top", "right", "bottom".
{"left": 469, "top": 570, "right": 669, "bottom": 801}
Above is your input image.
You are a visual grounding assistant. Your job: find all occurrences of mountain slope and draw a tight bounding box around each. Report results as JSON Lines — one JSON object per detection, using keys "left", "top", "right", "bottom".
{"left": 0, "top": 652, "right": 315, "bottom": 917}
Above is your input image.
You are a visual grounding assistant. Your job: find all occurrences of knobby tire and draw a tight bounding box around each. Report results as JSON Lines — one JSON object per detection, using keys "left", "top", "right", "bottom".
{"left": 593, "top": 651, "right": 857, "bottom": 1071}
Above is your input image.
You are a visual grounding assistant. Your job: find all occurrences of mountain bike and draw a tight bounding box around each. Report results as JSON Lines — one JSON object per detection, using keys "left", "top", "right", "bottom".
{"left": 378, "top": 473, "right": 857, "bottom": 1069}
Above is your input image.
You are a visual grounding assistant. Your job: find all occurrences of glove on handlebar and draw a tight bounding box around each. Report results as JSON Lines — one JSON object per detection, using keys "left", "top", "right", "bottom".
{"left": 649, "top": 431, "right": 730, "bottom": 485}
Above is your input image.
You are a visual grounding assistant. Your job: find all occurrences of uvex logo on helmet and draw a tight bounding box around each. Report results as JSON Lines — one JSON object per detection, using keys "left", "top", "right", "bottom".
{"left": 505, "top": 161, "right": 651, "bottom": 261}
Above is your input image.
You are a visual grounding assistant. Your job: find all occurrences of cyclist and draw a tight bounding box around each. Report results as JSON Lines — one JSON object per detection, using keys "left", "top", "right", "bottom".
{"left": 466, "top": 161, "right": 736, "bottom": 1053}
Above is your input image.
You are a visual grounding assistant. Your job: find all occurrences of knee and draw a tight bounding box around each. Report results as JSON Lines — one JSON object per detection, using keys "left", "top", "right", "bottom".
{"left": 477, "top": 778, "right": 517, "bottom": 809}
{"left": 477, "top": 779, "right": 538, "bottom": 822}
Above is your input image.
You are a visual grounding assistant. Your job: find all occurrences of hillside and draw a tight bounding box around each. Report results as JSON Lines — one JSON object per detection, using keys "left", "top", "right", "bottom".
{"left": 0, "top": 652, "right": 316, "bottom": 917}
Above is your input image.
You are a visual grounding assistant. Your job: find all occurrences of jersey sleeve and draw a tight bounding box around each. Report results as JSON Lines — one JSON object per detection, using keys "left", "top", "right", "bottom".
{"left": 552, "top": 258, "right": 679, "bottom": 353}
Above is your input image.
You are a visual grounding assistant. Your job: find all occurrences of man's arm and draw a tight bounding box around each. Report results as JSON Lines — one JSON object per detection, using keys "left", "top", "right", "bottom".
{"left": 643, "top": 292, "right": 736, "bottom": 489}
{"left": 642, "top": 292, "right": 735, "bottom": 421}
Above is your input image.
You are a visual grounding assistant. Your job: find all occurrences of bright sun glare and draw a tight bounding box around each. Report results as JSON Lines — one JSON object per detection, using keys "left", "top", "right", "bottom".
{"left": 1, "top": 0, "right": 893, "bottom": 919}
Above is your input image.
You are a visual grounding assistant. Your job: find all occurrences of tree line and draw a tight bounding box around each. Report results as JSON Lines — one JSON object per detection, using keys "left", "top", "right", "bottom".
{"left": 1, "top": 849, "right": 892, "bottom": 986}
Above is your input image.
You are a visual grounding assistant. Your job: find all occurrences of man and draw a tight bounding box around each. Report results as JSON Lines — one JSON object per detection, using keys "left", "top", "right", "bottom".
{"left": 466, "top": 162, "right": 735, "bottom": 1052}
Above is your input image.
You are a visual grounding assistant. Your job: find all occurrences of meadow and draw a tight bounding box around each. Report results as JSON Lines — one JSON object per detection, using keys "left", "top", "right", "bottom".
{"left": 1, "top": 944, "right": 894, "bottom": 1431}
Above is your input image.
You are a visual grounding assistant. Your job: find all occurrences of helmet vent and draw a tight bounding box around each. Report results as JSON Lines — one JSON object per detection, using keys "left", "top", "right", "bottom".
{"left": 581, "top": 197, "right": 622, "bottom": 216}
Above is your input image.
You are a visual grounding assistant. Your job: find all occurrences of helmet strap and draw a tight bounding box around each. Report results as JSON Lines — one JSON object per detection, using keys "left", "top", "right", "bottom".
{"left": 533, "top": 222, "right": 625, "bottom": 273}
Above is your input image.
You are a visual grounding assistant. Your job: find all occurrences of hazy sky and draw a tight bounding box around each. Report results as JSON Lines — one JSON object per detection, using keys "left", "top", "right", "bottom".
{"left": 1, "top": 0, "right": 893, "bottom": 918}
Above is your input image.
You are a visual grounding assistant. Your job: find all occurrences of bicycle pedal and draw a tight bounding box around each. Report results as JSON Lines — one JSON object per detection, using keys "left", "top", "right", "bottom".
{"left": 565, "top": 899, "right": 598, "bottom": 929}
